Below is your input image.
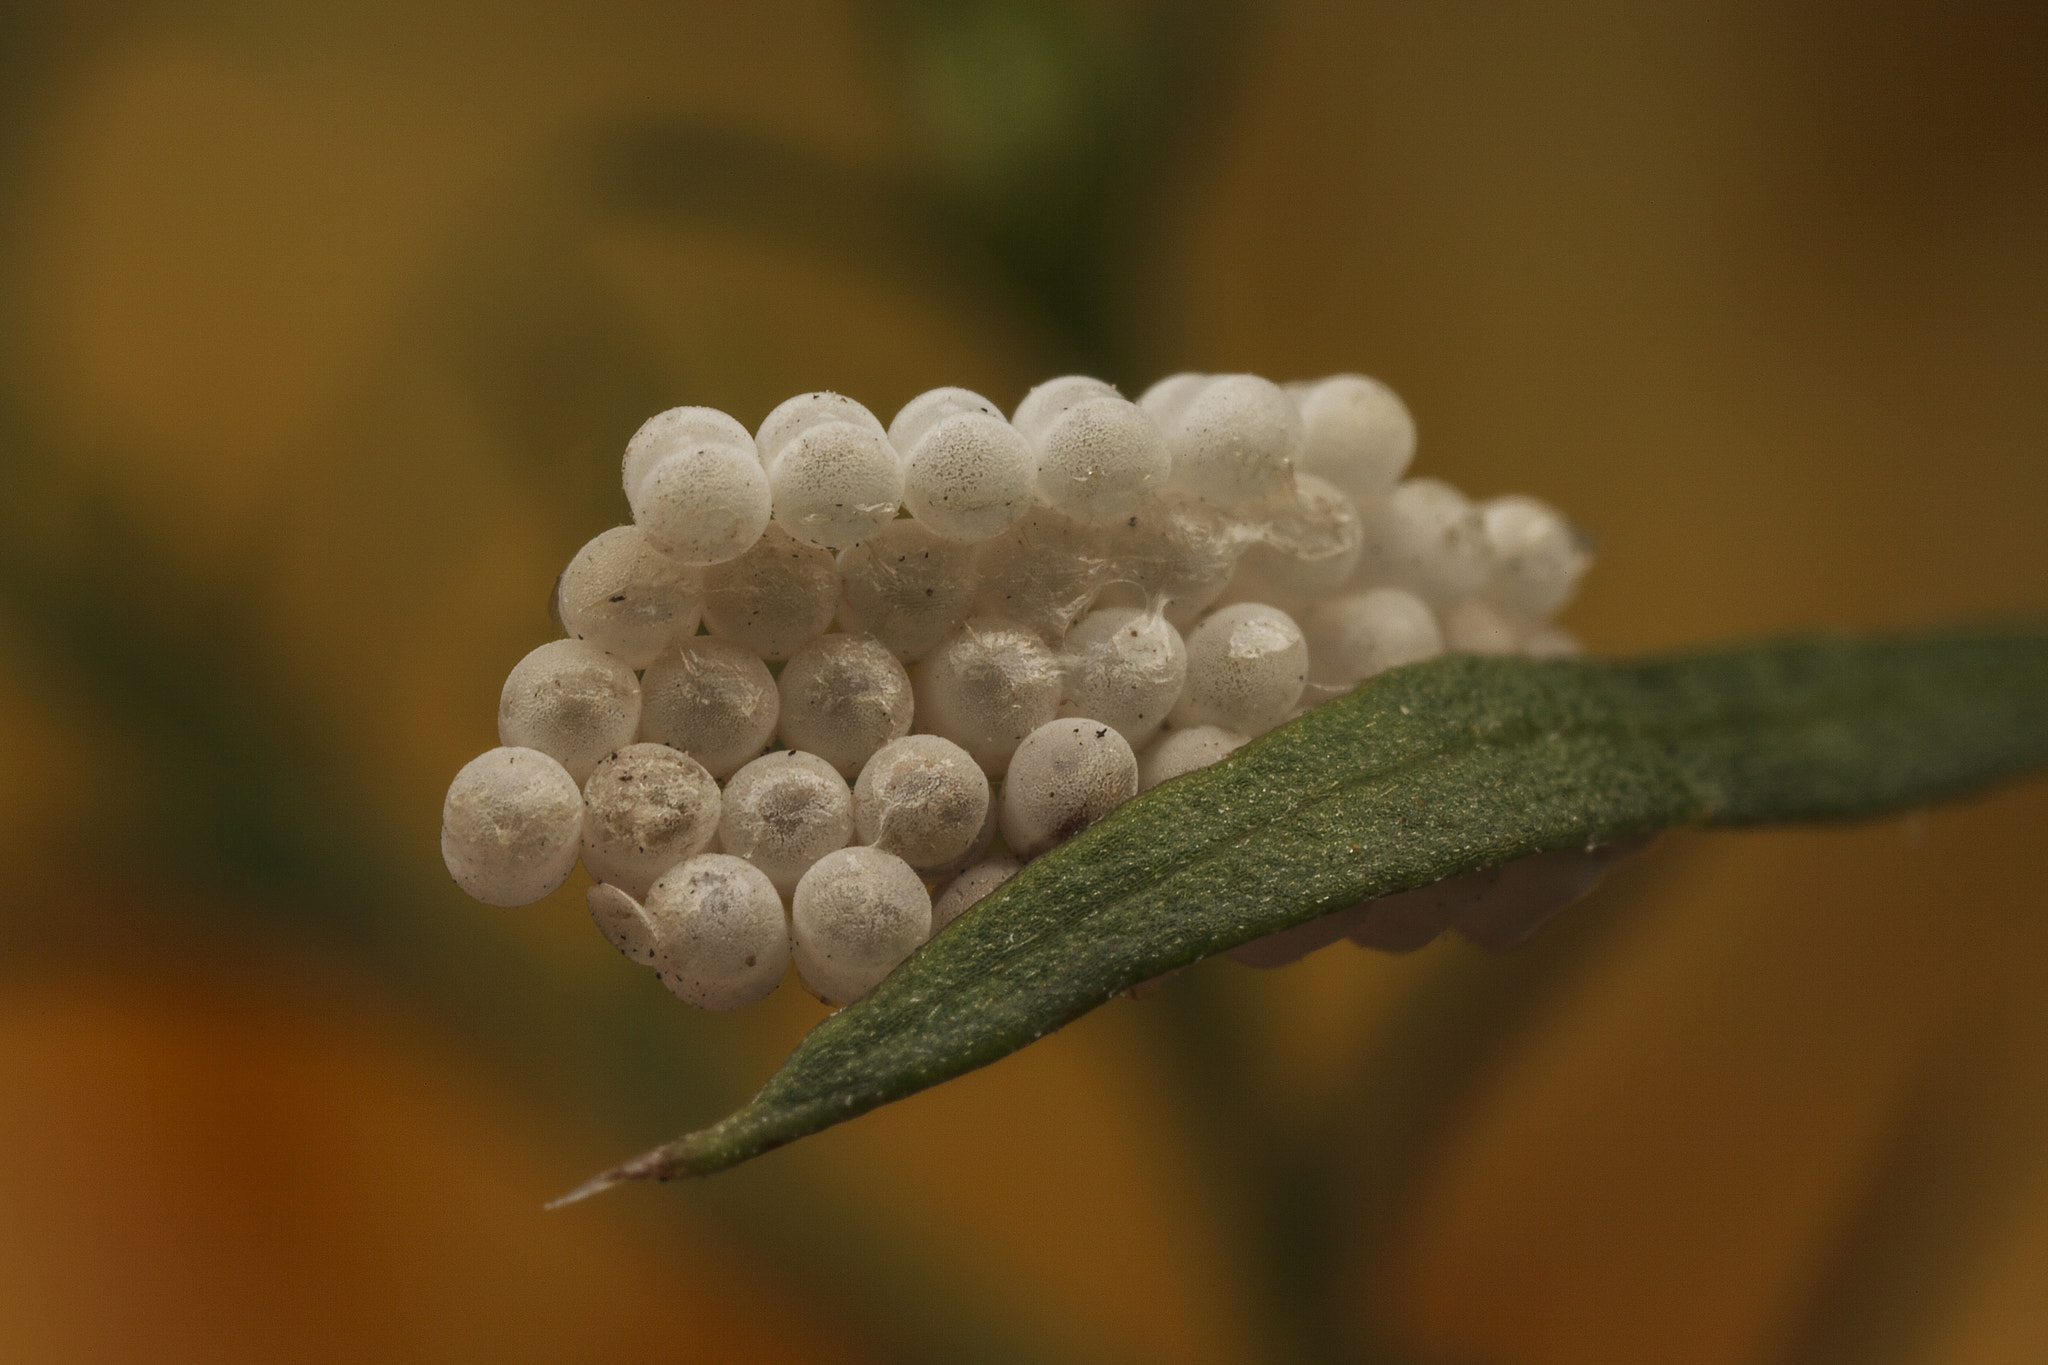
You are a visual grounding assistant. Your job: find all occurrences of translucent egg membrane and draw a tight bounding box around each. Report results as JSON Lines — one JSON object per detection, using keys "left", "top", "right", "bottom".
{"left": 443, "top": 371, "right": 1597, "bottom": 1007}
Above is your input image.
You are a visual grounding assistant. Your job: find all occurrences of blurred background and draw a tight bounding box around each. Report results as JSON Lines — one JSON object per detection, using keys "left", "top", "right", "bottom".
{"left": 1, "top": 1, "right": 2045, "bottom": 1361}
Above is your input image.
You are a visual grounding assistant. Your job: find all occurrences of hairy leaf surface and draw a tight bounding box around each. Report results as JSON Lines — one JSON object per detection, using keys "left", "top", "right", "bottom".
{"left": 561, "top": 626, "right": 2048, "bottom": 1197}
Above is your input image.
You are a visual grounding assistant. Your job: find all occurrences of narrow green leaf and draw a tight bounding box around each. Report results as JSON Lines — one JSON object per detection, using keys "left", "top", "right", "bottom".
{"left": 559, "top": 625, "right": 2048, "bottom": 1198}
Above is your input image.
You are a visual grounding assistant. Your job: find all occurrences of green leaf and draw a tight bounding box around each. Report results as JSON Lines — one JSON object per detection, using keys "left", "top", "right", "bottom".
{"left": 559, "top": 625, "right": 2048, "bottom": 1199}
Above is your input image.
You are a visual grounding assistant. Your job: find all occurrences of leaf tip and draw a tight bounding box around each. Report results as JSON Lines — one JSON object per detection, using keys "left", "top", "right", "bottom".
{"left": 545, "top": 1148, "right": 672, "bottom": 1209}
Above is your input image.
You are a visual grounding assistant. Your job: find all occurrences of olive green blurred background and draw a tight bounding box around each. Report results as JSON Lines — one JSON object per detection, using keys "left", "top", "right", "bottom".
{"left": 1, "top": 2, "right": 2045, "bottom": 1362}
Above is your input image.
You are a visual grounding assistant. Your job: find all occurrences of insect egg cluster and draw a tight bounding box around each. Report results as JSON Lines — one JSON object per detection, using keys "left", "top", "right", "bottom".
{"left": 441, "top": 372, "right": 1597, "bottom": 1008}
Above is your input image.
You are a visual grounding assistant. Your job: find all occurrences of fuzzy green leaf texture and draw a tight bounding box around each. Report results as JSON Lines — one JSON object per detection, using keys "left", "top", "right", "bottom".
{"left": 560, "top": 625, "right": 2048, "bottom": 1200}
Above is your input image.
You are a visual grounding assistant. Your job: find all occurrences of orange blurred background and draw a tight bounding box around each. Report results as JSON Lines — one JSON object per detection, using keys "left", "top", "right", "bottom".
{"left": 1, "top": 2, "right": 2045, "bottom": 1362}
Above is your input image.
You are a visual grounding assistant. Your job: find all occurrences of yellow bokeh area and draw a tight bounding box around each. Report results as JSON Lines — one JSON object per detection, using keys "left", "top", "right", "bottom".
{"left": 1, "top": 3, "right": 2045, "bottom": 1362}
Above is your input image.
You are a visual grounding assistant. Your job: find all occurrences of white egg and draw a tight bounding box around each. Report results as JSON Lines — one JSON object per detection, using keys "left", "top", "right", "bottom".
{"left": 790, "top": 846, "right": 932, "bottom": 1004}
{"left": 580, "top": 743, "right": 722, "bottom": 899}
{"left": 646, "top": 854, "right": 790, "bottom": 1009}
{"left": 999, "top": 717, "right": 1138, "bottom": 859}
{"left": 497, "top": 639, "right": 642, "bottom": 784}
{"left": 775, "top": 632, "right": 915, "bottom": 779}
{"left": 717, "top": 749, "right": 855, "bottom": 897}
{"left": 637, "top": 636, "right": 780, "bottom": 779}
{"left": 441, "top": 746, "right": 585, "bottom": 907}
{"left": 1170, "top": 603, "right": 1308, "bottom": 736}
